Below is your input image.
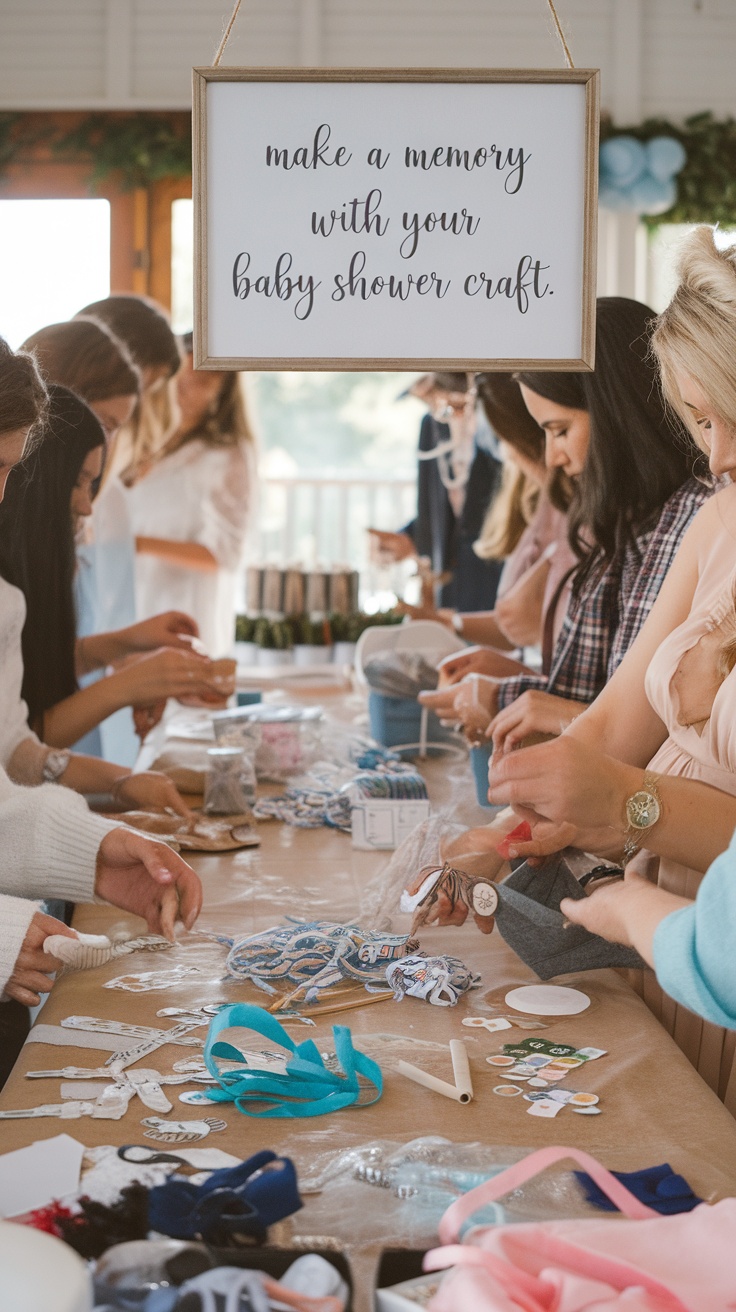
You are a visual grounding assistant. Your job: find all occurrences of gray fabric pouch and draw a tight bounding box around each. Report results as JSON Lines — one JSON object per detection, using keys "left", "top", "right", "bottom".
{"left": 493, "top": 854, "right": 646, "bottom": 979}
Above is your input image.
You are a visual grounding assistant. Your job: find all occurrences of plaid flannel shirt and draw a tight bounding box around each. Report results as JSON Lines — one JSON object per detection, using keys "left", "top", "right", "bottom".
{"left": 494, "top": 477, "right": 712, "bottom": 711}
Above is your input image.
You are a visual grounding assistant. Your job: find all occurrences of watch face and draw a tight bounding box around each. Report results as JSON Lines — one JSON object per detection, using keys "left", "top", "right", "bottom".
{"left": 626, "top": 789, "right": 661, "bottom": 831}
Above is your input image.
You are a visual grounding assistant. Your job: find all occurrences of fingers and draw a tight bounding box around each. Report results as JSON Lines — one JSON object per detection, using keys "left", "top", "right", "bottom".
{"left": 9, "top": 968, "right": 56, "bottom": 997}
{"left": 157, "top": 886, "right": 179, "bottom": 941}
{"left": 175, "top": 871, "right": 203, "bottom": 930}
{"left": 33, "top": 912, "right": 77, "bottom": 940}
{"left": 559, "top": 896, "right": 586, "bottom": 926}
{"left": 168, "top": 611, "right": 199, "bottom": 637}
{"left": 5, "top": 982, "right": 41, "bottom": 1007}
{"left": 165, "top": 788, "right": 193, "bottom": 820}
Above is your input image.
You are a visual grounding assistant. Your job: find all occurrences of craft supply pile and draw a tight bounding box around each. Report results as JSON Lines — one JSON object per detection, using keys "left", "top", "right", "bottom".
{"left": 1, "top": 680, "right": 730, "bottom": 1312}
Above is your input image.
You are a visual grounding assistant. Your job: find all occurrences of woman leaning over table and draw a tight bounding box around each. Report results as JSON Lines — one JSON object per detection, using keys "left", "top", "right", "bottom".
{"left": 420, "top": 298, "right": 711, "bottom": 748}
{"left": 0, "top": 381, "right": 226, "bottom": 752}
{"left": 488, "top": 226, "right": 736, "bottom": 1107}
{"left": 0, "top": 339, "right": 202, "bottom": 1080}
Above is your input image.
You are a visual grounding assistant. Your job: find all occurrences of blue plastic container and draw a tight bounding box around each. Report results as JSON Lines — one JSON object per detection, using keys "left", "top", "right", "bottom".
{"left": 470, "top": 743, "right": 494, "bottom": 807}
{"left": 368, "top": 690, "right": 453, "bottom": 752}
{"left": 237, "top": 690, "right": 263, "bottom": 707}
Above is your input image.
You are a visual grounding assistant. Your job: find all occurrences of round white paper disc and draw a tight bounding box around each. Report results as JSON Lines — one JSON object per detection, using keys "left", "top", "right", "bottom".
{"left": 504, "top": 985, "right": 591, "bottom": 1016}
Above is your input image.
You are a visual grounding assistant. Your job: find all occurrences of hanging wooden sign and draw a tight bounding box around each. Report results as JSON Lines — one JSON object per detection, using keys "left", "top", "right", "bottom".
{"left": 193, "top": 68, "right": 599, "bottom": 371}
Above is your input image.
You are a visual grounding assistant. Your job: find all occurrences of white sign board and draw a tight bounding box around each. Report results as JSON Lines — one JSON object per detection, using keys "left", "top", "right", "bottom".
{"left": 193, "top": 69, "right": 599, "bottom": 370}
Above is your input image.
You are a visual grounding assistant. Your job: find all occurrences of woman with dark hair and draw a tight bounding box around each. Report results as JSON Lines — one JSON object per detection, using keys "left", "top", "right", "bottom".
{"left": 24, "top": 316, "right": 226, "bottom": 753}
{"left": 423, "top": 297, "right": 711, "bottom": 745}
{"left": 123, "top": 334, "right": 257, "bottom": 656}
{"left": 0, "top": 343, "right": 202, "bottom": 1082}
{"left": 0, "top": 386, "right": 227, "bottom": 752}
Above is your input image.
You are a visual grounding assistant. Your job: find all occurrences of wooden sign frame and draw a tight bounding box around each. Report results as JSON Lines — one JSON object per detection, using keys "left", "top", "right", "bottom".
{"left": 193, "top": 67, "right": 599, "bottom": 371}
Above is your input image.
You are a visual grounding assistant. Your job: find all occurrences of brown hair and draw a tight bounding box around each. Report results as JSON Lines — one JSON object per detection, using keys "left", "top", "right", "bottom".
{"left": 22, "top": 318, "right": 140, "bottom": 405}
{"left": 175, "top": 337, "right": 256, "bottom": 451}
{"left": 473, "top": 373, "right": 546, "bottom": 561}
{"left": 78, "top": 295, "right": 181, "bottom": 377}
{"left": 475, "top": 373, "right": 546, "bottom": 464}
{"left": 0, "top": 336, "right": 48, "bottom": 442}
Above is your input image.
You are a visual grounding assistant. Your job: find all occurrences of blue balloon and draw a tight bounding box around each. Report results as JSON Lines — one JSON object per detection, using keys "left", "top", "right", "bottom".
{"left": 599, "top": 180, "right": 636, "bottom": 211}
{"left": 629, "top": 173, "right": 678, "bottom": 215}
{"left": 645, "top": 135, "right": 687, "bottom": 182}
{"left": 599, "top": 135, "right": 647, "bottom": 187}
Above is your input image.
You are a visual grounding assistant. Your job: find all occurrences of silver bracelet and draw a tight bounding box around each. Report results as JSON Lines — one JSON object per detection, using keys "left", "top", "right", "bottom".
{"left": 42, "top": 749, "right": 71, "bottom": 783}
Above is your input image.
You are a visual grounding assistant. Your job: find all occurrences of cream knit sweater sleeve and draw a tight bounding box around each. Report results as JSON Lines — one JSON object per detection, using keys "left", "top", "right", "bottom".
{"left": 0, "top": 768, "right": 118, "bottom": 996}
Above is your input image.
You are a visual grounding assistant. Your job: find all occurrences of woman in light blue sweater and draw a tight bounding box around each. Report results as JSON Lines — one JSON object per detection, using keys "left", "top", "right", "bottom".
{"left": 561, "top": 835, "right": 736, "bottom": 1029}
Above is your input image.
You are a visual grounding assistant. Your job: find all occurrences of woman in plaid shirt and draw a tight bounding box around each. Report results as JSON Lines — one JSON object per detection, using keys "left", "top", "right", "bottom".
{"left": 421, "top": 297, "right": 711, "bottom": 745}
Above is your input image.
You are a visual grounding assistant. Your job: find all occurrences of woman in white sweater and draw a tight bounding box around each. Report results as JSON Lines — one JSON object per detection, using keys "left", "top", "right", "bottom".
{"left": 0, "top": 339, "right": 202, "bottom": 1008}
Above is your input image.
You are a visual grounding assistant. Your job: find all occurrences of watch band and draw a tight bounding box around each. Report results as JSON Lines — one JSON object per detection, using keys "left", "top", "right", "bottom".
{"left": 622, "top": 770, "right": 662, "bottom": 862}
{"left": 451, "top": 612, "right": 464, "bottom": 636}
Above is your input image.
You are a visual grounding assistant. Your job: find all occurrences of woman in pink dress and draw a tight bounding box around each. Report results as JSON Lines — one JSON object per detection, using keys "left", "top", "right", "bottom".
{"left": 489, "top": 226, "right": 736, "bottom": 1106}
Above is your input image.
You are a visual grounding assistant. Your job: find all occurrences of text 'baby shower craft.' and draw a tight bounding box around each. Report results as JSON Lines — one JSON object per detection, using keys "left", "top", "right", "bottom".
{"left": 230, "top": 124, "right": 548, "bottom": 322}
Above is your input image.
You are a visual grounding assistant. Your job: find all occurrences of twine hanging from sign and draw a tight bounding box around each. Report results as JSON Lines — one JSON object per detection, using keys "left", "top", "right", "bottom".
{"left": 212, "top": 0, "right": 575, "bottom": 70}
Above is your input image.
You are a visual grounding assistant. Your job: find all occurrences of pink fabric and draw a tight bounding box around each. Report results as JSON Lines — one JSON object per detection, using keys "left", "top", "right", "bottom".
{"left": 425, "top": 1148, "right": 736, "bottom": 1312}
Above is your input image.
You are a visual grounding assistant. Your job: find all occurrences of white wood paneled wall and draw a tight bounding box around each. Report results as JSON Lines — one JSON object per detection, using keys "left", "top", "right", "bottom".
{"left": 0, "top": 0, "right": 734, "bottom": 117}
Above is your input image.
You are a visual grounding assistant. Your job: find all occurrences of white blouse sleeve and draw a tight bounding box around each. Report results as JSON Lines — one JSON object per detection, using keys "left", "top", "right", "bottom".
{"left": 198, "top": 442, "right": 255, "bottom": 572}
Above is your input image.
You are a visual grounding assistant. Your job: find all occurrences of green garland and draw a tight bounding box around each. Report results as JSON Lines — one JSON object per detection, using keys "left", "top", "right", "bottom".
{"left": 2, "top": 108, "right": 735, "bottom": 223}
{"left": 601, "top": 112, "right": 736, "bottom": 227}
{"left": 0, "top": 112, "right": 191, "bottom": 191}
{"left": 51, "top": 114, "right": 191, "bottom": 190}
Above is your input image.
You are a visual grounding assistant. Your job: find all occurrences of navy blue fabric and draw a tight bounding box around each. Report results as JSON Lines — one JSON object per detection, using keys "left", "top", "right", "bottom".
{"left": 147, "top": 1149, "right": 302, "bottom": 1241}
{"left": 574, "top": 1163, "right": 703, "bottom": 1215}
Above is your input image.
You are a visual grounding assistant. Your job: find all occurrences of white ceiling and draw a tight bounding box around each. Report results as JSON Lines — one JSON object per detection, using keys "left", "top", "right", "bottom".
{"left": 0, "top": 0, "right": 733, "bottom": 121}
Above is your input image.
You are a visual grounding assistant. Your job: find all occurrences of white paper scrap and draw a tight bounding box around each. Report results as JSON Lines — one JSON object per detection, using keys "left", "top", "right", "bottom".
{"left": 0, "top": 1134, "right": 84, "bottom": 1217}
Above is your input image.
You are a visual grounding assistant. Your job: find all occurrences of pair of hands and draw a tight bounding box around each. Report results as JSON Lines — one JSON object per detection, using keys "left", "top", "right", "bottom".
{"left": 6, "top": 827, "right": 203, "bottom": 1007}
{"left": 419, "top": 646, "right": 582, "bottom": 750}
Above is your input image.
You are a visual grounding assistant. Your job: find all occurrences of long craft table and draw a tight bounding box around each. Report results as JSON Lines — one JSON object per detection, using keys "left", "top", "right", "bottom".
{"left": 2, "top": 691, "right": 736, "bottom": 1308}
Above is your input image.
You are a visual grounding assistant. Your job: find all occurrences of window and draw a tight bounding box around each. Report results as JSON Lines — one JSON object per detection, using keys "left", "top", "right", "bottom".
{"left": 170, "top": 196, "right": 194, "bottom": 335}
{"left": 0, "top": 198, "right": 110, "bottom": 347}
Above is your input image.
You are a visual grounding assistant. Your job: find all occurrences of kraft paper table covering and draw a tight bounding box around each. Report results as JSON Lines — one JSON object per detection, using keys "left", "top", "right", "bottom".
{"left": 2, "top": 695, "right": 736, "bottom": 1310}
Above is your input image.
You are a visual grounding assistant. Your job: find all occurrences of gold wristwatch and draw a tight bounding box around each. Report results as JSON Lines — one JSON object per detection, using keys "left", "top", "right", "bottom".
{"left": 622, "top": 770, "right": 662, "bottom": 862}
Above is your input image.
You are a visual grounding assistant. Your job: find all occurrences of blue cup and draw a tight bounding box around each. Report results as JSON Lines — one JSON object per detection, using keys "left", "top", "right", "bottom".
{"left": 470, "top": 743, "right": 494, "bottom": 807}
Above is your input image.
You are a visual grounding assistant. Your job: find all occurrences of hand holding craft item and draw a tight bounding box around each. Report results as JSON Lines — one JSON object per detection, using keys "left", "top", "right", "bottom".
{"left": 42, "top": 931, "right": 171, "bottom": 973}
{"left": 491, "top": 855, "right": 646, "bottom": 977}
{"left": 401, "top": 861, "right": 500, "bottom": 935}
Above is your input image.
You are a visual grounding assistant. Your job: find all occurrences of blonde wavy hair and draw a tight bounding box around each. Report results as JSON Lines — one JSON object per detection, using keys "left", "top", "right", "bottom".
{"left": 474, "top": 463, "right": 540, "bottom": 561}
{"left": 652, "top": 225, "right": 736, "bottom": 451}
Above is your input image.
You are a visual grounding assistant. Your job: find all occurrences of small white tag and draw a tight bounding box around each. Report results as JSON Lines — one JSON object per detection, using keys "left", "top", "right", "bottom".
{"left": 526, "top": 1097, "right": 564, "bottom": 1118}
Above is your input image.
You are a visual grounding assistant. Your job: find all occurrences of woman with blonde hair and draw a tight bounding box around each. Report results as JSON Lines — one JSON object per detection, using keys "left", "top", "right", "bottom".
{"left": 125, "top": 334, "right": 257, "bottom": 657}
{"left": 488, "top": 226, "right": 736, "bottom": 1109}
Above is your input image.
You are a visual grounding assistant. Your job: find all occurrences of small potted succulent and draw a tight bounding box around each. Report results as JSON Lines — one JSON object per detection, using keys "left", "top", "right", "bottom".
{"left": 329, "top": 611, "right": 360, "bottom": 667}
{"left": 255, "top": 617, "right": 294, "bottom": 667}
{"left": 234, "top": 614, "right": 259, "bottom": 667}
{"left": 290, "top": 615, "right": 334, "bottom": 666}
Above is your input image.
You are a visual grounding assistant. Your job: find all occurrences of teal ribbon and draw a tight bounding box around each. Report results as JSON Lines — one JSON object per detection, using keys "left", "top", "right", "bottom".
{"left": 202, "top": 1003, "right": 383, "bottom": 1119}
